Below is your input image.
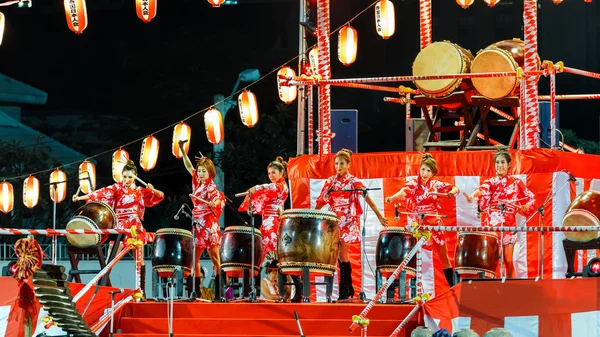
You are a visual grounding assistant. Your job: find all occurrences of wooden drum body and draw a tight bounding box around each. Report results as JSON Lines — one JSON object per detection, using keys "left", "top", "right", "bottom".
{"left": 471, "top": 38, "right": 540, "bottom": 100}
{"left": 66, "top": 201, "right": 116, "bottom": 248}
{"left": 376, "top": 228, "right": 417, "bottom": 278}
{"left": 152, "top": 228, "right": 194, "bottom": 278}
{"left": 455, "top": 232, "right": 499, "bottom": 279}
{"left": 220, "top": 226, "right": 263, "bottom": 277}
{"left": 277, "top": 209, "right": 340, "bottom": 276}
{"left": 562, "top": 190, "right": 600, "bottom": 242}
{"left": 413, "top": 41, "right": 474, "bottom": 98}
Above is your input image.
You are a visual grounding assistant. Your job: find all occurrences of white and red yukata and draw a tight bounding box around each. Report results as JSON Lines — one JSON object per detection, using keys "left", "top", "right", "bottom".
{"left": 87, "top": 181, "right": 164, "bottom": 244}
{"left": 191, "top": 175, "right": 224, "bottom": 250}
{"left": 401, "top": 176, "right": 457, "bottom": 247}
{"left": 316, "top": 173, "right": 366, "bottom": 244}
{"left": 478, "top": 174, "right": 536, "bottom": 245}
{"left": 239, "top": 178, "right": 289, "bottom": 257}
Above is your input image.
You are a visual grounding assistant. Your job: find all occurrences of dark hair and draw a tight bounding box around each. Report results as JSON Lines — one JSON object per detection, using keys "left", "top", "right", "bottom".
{"left": 122, "top": 159, "right": 138, "bottom": 175}
{"left": 494, "top": 149, "right": 511, "bottom": 164}
{"left": 420, "top": 153, "right": 438, "bottom": 176}
{"left": 196, "top": 157, "right": 217, "bottom": 180}
{"left": 267, "top": 156, "right": 288, "bottom": 179}
{"left": 266, "top": 260, "right": 279, "bottom": 271}
{"left": 335, "top": 148, "right": 353, "bottom": 164}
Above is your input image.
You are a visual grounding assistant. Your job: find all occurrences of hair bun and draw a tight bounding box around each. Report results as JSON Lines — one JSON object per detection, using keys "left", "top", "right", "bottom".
{"left": 340, "top": 148, "right": 353, "bottom": 156}
{"left": 421, "top": 153, "right": 433, "bottom": 160}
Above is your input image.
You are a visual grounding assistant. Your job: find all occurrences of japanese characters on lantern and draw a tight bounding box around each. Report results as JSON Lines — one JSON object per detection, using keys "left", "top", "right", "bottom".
{"left": 136, "top": 0, "right": 157, "bottom": 22}
{"left": 172, "top": 122, "right": 191, "bottom": 159}
{"left": 112, "top": 149, "right": 130, "bottom": 183}
{"left": 238, "top": 90, "right": 259, "bottom": 128}
{"left": 23, "top": 176, "right": 40, "bottom": 209}
{"left": 79, "top": 160, "right": 96, "bottom": 194}
{"left": 277, "top": 67, "right": 297, "bottom": 104}
{"left": 375, "top": 0, "right": 395, "bottom": 39}
{"left": 64, "top": 0, "right": 88, "bottom": 34}
{"left": 140, "top": 136, "right": 160, "bottom": 171}
{"left": 204, "top": 108, "right": 224, "bottom": 144}
{"left": 308, "top": 47, "right": 319, "bottom": 77}
{"left": 338, "top": 25, "right": 358, "bottom": 66}
{"left": 49, "top": 169, "right": 67, "bottom": 203}
{"left": 0, "top": 181, "right": 13, "bottom": 214}
{"left": 456, "top": 0, "right": 475, "bottom": 8}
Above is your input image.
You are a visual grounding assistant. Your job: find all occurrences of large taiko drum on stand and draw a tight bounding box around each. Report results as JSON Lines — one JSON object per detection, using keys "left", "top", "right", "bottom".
{"left": 277, "top": 209, "right": 340, "bottom": 276}
{"left": 152, "top": 228, "right": 194, "bottom": 278}
{"left": 66, "top": 201, "right": 117, "bottom": 248}
{"left": 412, "top": 41, "right": 475, "bottom": 99}
{"left": 562, "top": 190, "right": 600, "bottom": 242}
{"left": 376, "top": 228, "right": 417, "bottom": 278}
{"left": 455, "top": 232, "right": 499, "bottom": 279}
{"left": 220, "top": 226, "right": 263, "bottom": 277}
{"left": 471, "top": 38, "right": 541, "bottom": 100}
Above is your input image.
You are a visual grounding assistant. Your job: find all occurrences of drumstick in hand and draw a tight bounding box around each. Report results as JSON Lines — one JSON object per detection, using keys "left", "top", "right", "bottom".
{"left": 235, "top": 192, "right": 249, "bottom": 197}
{"left": 134, "top": 176, "right": 148, "bottom": 187}
{"left": 189, "top": 194, "right": 210, "bottom": 205}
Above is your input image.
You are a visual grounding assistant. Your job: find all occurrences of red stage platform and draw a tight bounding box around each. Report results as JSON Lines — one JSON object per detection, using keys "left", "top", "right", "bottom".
{"left": 113, "top": 302, "right": 420, "bottom": 337}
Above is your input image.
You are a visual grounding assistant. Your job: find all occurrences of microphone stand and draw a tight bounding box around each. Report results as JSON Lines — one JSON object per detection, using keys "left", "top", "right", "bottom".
{"left": 248, "top": 204, "right": 258, "bottom": 303}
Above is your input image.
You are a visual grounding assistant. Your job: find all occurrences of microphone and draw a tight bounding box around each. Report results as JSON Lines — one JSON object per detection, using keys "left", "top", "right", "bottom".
{"left": 109, "top": 288, "right": 123, "bottom": 295}
{"left": 563, "top": 169, "right": 579, "bottom": 185}
{"left": 174, "top": 204, "right": 185, "bottom": 220}
{"left": 394, "top": 205, "right": 399, "bottom": 220}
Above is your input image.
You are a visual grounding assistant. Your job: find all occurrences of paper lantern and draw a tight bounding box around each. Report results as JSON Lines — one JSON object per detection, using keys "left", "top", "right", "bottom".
{"left": 0, "top": 181, "right": 13, "bottom": 214}
{"left": 172, "top": 122, "right": 191, "bottom": 159}
{"left": 140, "top": 136, "right": 160, "bottom": 171}
{"left": 238, "top": 90, "right": 259, "bottom": 128}
{"left": 23, "top": 176, "right": 40, "bottom": 209}
{"left": 207, "top": 0, "right": 226, "bottom": 7}
{"left": 204, "top": 108, "right": 224, "bottom": 145}
{"left": 338, "top": 26, "right": 358, "bottom": 66}
{"left": 375, "top": 0, "right": 395, "bottom": 39}
{"left": 49, "top": 169, "right": 67, "bottom": 203}
{"left": 483, "top": 0, "right": 500, "bottom": 6}
{"left": 112, "top": 149, "right": 130, "bottom": 183}
{"left": 79, "top": 161, "right": 96, "bottom": 194}
{"left": 0, "top": 12, "right": 5, "bottom": 47}
{"left": 456, "top": 0, "right": 475, "bottom": 8}
{"left": 136, "top": 0, "right": 157, "bottom": 23}
{"left": 277, "top": 67, "right": 297, "bottom": 104}
{"left": 308, "top": 47, "right": 319, "bottom": 77}
{"left": 64, "top": 0, "right": 88, "bottom": 34}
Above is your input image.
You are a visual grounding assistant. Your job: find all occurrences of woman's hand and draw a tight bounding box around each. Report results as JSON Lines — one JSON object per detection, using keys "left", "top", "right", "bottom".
{"left": 465, "top": 194, "right": 474, "bottom": 203}
{"left": 447, "top": 192, "right": 456, "bottom": 198}
{"left": 520, "top": 203, "right": 532, "bottom": 213}
{"left": 378, "top": 214, "right": 389, "bottom": 227}
{"left": 147, "top": 183, "right": 155, "bottom": 192}
{"left": 247, "top": 186, "right": 257, "bottom": 195}
{"left": 385, "top": 196, "right": 394, "bottom": 204}
{"left": 72, "top": 194, "right": 79, "bottom": 202}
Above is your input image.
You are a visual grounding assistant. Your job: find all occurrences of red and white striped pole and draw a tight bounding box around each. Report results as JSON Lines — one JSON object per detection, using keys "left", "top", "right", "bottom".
{"left": 316, "top": 0, "right": 332, "bottom": 155}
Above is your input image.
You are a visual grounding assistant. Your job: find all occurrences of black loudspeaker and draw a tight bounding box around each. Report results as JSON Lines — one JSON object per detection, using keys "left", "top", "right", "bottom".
{"left": 539, "top": 101, "right": 560, "bottom": 148}
{"left": 331, "top": 109, "right": 358, "bottom": 153}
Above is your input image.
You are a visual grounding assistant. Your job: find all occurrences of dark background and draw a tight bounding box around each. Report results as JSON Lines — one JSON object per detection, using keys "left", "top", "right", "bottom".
{"left": 0, "top": 0, "right": 598, "bottom": 236}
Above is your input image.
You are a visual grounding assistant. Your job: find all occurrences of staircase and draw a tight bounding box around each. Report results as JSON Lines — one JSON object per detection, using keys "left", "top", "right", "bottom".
{"left": 114, "top": 302, "right": 420, "bottom": 337}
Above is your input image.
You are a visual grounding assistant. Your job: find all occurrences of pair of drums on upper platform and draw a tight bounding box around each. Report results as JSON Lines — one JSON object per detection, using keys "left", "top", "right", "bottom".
{"left": 412, "top": 38, "right": 540, "bottom": 101}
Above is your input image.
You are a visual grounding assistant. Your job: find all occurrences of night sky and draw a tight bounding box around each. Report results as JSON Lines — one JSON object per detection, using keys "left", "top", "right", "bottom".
{"left": 1, "top": 0, "right": 599, "bottom": 230}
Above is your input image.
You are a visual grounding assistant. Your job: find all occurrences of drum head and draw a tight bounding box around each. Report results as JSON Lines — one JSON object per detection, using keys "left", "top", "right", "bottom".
{"left": 66, "top": 217, "right": 100, "bottom": 248}
{"left": 413, "top": 42, "right": 466, "bottom": 96}
{"left": 563, "top": 209, "right": 600, "bottom": 242}
{"left": 156, "top": 227, "right": 193, "bottom": 238}
{"left": 281, "top": 208, "right": 339, "bottom": 222}
{"left": 471, "top": 48, "right": 518, "bottom": 100}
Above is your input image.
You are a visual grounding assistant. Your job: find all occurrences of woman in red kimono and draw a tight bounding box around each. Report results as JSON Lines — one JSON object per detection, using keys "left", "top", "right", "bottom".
{"left": 385, "top": 154, "right": 459, "bottom": 287}
{"left": 180, "top": 142, "right": 225, "bottom": 291}
{"left": 466, "top": 149, "right": 535, "bottom": 278}
{"left": 315, "top": 149, "right": 388, "bottom": 300}
{"left": 72, "top": 160, "right": 164, "bottom": 294}
{"left": 240, "top": 156, "right": 289, "bottom": 265}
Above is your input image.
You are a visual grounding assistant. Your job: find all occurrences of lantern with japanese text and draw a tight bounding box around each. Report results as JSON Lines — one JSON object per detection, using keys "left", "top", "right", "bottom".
{"left": 23, "top": 176, "right": 40, "bottom": 209}
{"left": 277, "top": 67, "right": 297, "bottom": 104}
{"left": 136, "top": 0, "right": 157, "bottom": 22}
{"left": 0, "top": 12, "right": 5, "bottom": 47}
{"left": 0, "top": 181, "right": 13, "bottom": 214}
{"left": 79, "top": 161, "right": 96, "bottom": 194}
{"left": 456, "top": 0, "right": 475, "bottom": 8}
{"left": 140, "top": 136, "right": 160, "bottom": 171}
{"left": 172, "top": 122, "right": 191, "bottom": 159}
{"left": 375, "top": 0, "right": 395, "bottom": 39}
{"left": 483, "top": 0, "right": 500, "bottom": 6}
{"left": 207, "top": 0, "right": 226, "bottom": 7}
{"left": 338, "top": 25, "right": 358, "bottom": 66}
{"left": 238, "top": 90, "right": 259, "bottom": 128}
{"left": 49, "top": 169, "right": 67, "bottom": 203}
{"left": 64, "top": 0, "right": 88, "bottom": 34}
{"left": 204, "top": 108, "right": 224, "bottom": 145}
{"left": 112, "top": 149, "right": 130, "bottom": 183}
{"left": 308, "top": 47, "right": 319, "bottom": 77}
